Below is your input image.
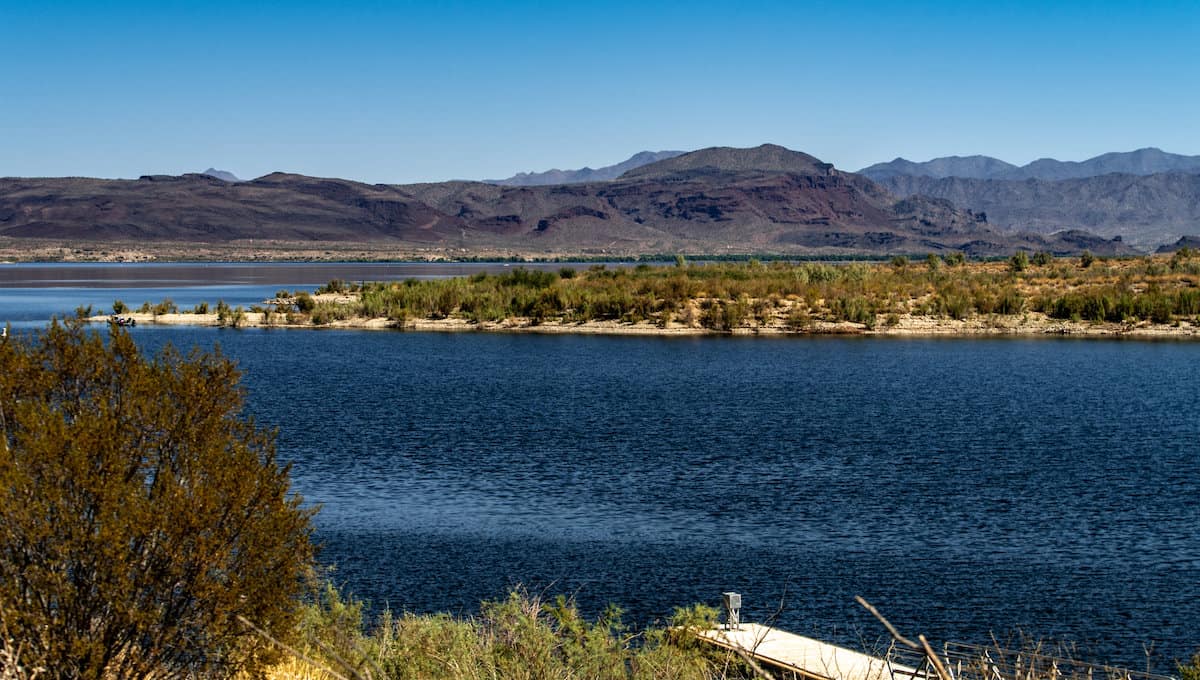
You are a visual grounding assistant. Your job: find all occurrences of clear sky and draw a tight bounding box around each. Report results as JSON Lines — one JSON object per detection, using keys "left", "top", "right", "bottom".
{"left": 2, "top": 1, "right": 1197, "bottom": 183}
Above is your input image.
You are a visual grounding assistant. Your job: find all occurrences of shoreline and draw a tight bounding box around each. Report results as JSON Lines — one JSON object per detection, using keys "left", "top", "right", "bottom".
{"left": 81, "top": 254, "right": 1200, "bottom": 340}
{"left": 88, "top": 310, "right": 1200, "bottom": 339}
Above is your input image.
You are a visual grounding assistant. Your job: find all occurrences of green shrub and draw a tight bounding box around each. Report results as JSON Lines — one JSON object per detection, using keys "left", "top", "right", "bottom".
{"left": 829, "top": 295, "right": 875, "bottom": 325}
{"left": 1009, "top": 251, "right": 1030, "bottom": 273}
{"left": 0, "top": 320, "right": 315, "bottom": 678}
{"left": 996, "top": 288, "right": 1025, "bottom": 315}
{"left": 192, "top": 301, "right": 210, "bottom": 314}
{"left": 1179, "top": 651, "right": 1200, "bottom": 680}
{"left": 1080, "top": 250, "right": 1095, "bottom": 268}
{"left": 152, "top": 299, "right": 178, "bottom": 316}
{"left": 295, "top": 292, "right": 316, "bottom": 313}
{"left": 938, "top": 292, "right": 972, "bottom": 320}
{"left": 294, "top": 585, "right": 743, "bottom": 680}
{"left": 229, "top": 305, "right": 247, "bottom": 328}
{"left": 317, "top": 279, "right": 347, "bottom": 294}
{"left": 700, "top": 299, "right": 748, "bottom": 331}
{"left": 785, "top": 305, "right": 811, "bottom": 331}
{"left": 310, "top": 302, "right": 355, "bottom": 325}
{"left": 111, "top": 299, "right": 127, "bottom": 314}
{"left": 1032, "top": 251, "right": 1053, "bottom": 266}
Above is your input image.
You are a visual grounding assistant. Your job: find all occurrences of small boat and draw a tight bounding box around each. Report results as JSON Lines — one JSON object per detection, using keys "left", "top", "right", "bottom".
{"left": 109, "top": 316, "right": 137, "bottom": 327}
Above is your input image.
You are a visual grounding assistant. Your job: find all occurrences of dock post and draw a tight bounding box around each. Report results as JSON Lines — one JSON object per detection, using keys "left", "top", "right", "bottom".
{"left": 722, "top": 591, "right": 742, "bottom": 630}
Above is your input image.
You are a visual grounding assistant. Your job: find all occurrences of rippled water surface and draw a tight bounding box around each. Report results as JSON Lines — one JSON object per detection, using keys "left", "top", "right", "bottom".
{"left": 2, "top": 265, "right": 1197, "bottom": 669}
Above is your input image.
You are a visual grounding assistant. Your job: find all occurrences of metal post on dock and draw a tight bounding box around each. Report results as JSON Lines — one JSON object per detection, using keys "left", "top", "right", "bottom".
{"left": 723, "top": 591, "right": 741, "bottom": 630}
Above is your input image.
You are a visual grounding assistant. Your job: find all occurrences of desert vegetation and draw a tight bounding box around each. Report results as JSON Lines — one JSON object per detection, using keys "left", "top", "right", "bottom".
{"left": 184, "top": 250, "right": 1200, "bottom": 334}
{"left": 0, "top": 319, "right": 316, "bottom": 678}
{"left": 280, "top": 584, "right": 748, "bottom": 680}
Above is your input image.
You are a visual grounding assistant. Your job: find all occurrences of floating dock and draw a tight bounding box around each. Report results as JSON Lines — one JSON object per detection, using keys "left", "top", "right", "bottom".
{"left": 696, "top": 623, "right": 917, "bottom": 680}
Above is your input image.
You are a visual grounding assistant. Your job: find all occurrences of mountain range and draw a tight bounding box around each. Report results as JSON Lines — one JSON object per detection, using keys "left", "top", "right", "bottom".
{"left": 483, "top": 151, "right": 685, "bottom": 186}
{"left": 0, "top": 144, "right": 1128, "bottom": 257}
{"left": 858, "top": 149, "right": 1200, "bottom": 248}
{"left": 858, "top": 148, "right": 1200, "bottom": 181}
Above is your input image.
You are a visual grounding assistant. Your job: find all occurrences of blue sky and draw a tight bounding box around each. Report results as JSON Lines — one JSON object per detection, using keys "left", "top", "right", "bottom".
{"left": 2, "top": 1, "right": 1197, "bottom": 183}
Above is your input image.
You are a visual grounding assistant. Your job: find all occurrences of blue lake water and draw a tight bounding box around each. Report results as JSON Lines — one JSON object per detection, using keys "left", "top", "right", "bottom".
{"left": 1, "top": 263, "right": 1197, "bottom": 670}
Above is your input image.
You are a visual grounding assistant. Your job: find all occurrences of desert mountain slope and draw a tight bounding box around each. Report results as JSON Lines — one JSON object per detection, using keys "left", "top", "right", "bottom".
{"left": 0, "top": 173, "right": 465, "bottom": 243}
{"left": 858, "top": 155, "right": 1019, "bottom": 181}
{"left": 1003, "top": 148, "right": 1200, "bottom": 181}
{"left": 1, "top": 145, "right": 1131, "bottom": 256}
{"left": 398, "top": 145, "right": 1128, "bottom": 256}
{"left": 877, "top": 172, "right": 1200, "bottom": 247}
{"left": 622, "top": 144, "right": 832, "bottom": 180}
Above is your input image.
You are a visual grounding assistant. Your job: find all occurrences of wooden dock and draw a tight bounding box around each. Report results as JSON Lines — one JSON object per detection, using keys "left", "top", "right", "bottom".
{"left": 695, "top": 623, "right": 918, "bottom": 680}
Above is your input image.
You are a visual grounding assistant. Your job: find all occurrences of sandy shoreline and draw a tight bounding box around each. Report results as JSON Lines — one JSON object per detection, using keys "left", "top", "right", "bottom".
{"left": 88, "top": 310, "right": 1200, "bottom": 339}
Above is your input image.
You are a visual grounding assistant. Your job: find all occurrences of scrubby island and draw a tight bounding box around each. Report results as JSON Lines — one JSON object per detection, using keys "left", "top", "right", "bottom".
{"left": 90, "top": 250, "right": 1200, "bottom": 338}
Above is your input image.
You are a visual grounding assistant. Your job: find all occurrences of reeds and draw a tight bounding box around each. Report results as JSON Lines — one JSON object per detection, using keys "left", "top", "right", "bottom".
{"left": 257, "top": 586, "right": 748, "bottom": 680}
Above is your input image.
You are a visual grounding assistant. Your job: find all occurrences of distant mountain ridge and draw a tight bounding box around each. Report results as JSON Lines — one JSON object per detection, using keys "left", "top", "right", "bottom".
{"left": 860, "top": 148, "right": 1200, "bottom": 182}
{"left": 876, "top": 172, "right": 1200, "bottom": 248}
{"left": 201, "top": 168, "right": 242, "bottom": 182}
{"left": 397, "top": 144, "right": 1126, "bottom": 256}
{"left": 0, "top": 144, "right": 1132, "bottom": 256}
{"left": 484, "top": 150, "right": 684, "bottom": 186}
{"left": 620, "top": 144, "right": 834, "bottom": 180}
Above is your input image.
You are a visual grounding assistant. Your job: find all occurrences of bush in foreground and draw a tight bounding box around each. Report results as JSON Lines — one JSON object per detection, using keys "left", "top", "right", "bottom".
{"left": 1180, "top": 652, "right": 1200, "bottom": 680}
{"left": 0, "top": 319, "right": 316, "bottom": 679}
{"left": 290, "top": 585, "right": 745, "bottom": 680}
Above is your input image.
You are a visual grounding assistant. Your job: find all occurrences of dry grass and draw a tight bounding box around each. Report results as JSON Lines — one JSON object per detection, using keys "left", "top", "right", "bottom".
{"left": 246, "top": 586, "right": 751, "bottom": 680}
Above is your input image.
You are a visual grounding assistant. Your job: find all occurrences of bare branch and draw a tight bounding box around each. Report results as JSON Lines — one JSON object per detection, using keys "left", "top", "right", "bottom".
{"left": 855, "top": 596, "right": 919, "bottom": 649}
{"left": 920, "top": 634, "right": 953, "bottom": 680}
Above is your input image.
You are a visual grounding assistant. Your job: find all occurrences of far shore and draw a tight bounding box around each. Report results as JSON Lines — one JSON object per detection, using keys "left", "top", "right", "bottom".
{"left": 84, "top": 254, "right": 1200, "bottom": 339}
{"left": 88, "top": 309, "right": 1200, "bottom": 339}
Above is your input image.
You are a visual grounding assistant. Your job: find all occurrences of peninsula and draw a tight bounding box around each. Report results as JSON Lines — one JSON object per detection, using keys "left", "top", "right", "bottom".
{"left": 88, "top": 252, "right": 1200, "bottom": 338}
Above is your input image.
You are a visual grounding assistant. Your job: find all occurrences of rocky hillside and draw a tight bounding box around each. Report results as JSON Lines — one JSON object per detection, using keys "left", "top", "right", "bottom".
{"left": 400, "top": 144, "right": 1127, "bottom": 256}
{"left": 0, "top": 173, "right": 466, "bottom": 243}
{"left": 877, "top": 172, "right": 1200, "bottom": 248}
{"left": 0, "top": 145, "right": 1131, "bottom": 256}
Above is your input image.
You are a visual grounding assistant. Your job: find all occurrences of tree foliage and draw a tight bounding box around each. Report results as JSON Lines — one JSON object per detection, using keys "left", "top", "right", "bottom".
{"left": 0, "top": 320, "right": 315, "bottom": 679}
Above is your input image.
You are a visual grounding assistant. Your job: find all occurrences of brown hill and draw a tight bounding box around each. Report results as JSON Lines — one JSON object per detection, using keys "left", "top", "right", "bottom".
{"left": 399, "top": 144, "right": 1128, "bottom": 255}
{"left": 0, "top": 172, "right": 465, "bottom": 243}
{"left": 0, "top": 145, "right": 1133, "bottom": 256}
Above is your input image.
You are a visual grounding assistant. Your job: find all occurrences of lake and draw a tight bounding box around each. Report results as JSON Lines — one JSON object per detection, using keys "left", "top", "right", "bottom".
{"left": 1, "top": 263, "right": 1197, "bottom": 670}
